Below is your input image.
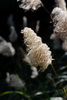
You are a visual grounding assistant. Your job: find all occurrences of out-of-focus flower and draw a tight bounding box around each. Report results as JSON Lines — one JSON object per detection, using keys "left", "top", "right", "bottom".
{"left": 62, "top": 39, "right": 67, "bottom": 51}
{"left": 19, "top": 0, "right": 43, "bottom": 11}
{"left": 22, "top": 16, "right": 27, "bottom": 28}
{"left": 34, "top": 91, "right": 43, "bottom": 96}
{"left": 51, "top": 0, "right": 67, "bottom": 40}
{"left": 21, "top": 27, "right": 52, "bottom": 71}
{"left": 50, "top": 33, "right": 56, "bottom": 40}
{"left": 51, "top": 0, "right": 67, "bottom": 51}
{"left": 51, "top": 7, "right": 67, "bottom": 40}
{"left": 7, "top": 15, "right": 18, "bottom": 42}
{"left": 35, "top": 20, "right": 40, "bottom": 33}
{"left": 0, "top": 36, "right": 15, "bottom": 56}
{"left": 55, "top": 0, "right": 66, "bottom": 11}
{"left": 9, "top": 26, "right": 18, "bottom": 42}
{"left": 17, "top": 0, "right": 20, "bottom": 2}
{"left": 50, "top": 97, "right": 63, "bottom": 100}
{"left": 6, "top": 72, "right": 25, "bottom": 89}
{"left": 31, "top": 66, "right": 38, "bottom": 78}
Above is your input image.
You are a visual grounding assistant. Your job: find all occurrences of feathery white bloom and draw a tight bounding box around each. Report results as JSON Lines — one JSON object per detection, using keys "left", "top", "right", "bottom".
{"left": 0, "top": 36, "right": 15, "bottom": 56}
{"left": 19, "top": 0, "right": 43, "bottom": 11}
{"left": 51, "top": 7, "right": 67, "bottom": 22}
{"left": 21, "top": 27, "right": 42, "bottom": 51}
{"left": 21, "top": 27, "right": 52, "bottom": 71}
{"left": 27, "top": 43, "right": 52, "bottom": 70}
{"left": 49, "top": 0, "right": 67, "bottom": 51}
{"left": 51, "top": 0, "right": 67, "bottom": 40}
{"left": 55, "top": 0, "right": 66, "bottom": 11}
{"left": 51, "top": 7, "right": 67, "bottom": 40}
{"left": 51, "top": 0, "right": 67, "bottom": 51}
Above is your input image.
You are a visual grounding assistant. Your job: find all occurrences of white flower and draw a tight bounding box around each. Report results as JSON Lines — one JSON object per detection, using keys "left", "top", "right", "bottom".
{"left": 51, "top": 0, "right": 67, "bottom": 51}
{"left": 0, "top": 36, "right": 15, "bottom": 56}
{"left": 6, "top": 72, "right": 25, "bottom": 89}
{"left": 19, "top": 0, "right": 43, "bottom": 11}
{"left": 21, "top": 27, "right": 52, "bottom": 71}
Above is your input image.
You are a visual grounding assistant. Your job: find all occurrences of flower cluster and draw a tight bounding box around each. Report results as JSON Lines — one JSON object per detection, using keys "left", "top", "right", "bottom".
{"left": 51, "top": 7, "right": 67, "bottom": 40}
{"left": 21, "top": 27, "right": 52, "bottom": 71}
{"left": 51, "top": 0, "right": 67, "bottom": 51}
{"left": 19, "top": 0, "right": 43, "bottom": 11}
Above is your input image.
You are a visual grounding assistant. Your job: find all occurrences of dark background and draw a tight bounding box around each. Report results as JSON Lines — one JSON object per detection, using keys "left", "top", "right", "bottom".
{"left": 0, "top": 0, "right": 67, "bottom": 100}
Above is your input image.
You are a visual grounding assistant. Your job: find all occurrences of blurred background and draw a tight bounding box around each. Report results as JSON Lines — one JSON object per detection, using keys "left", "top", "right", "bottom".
{"left": 0, "top": 0, "right": 67, "bottom": 100}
